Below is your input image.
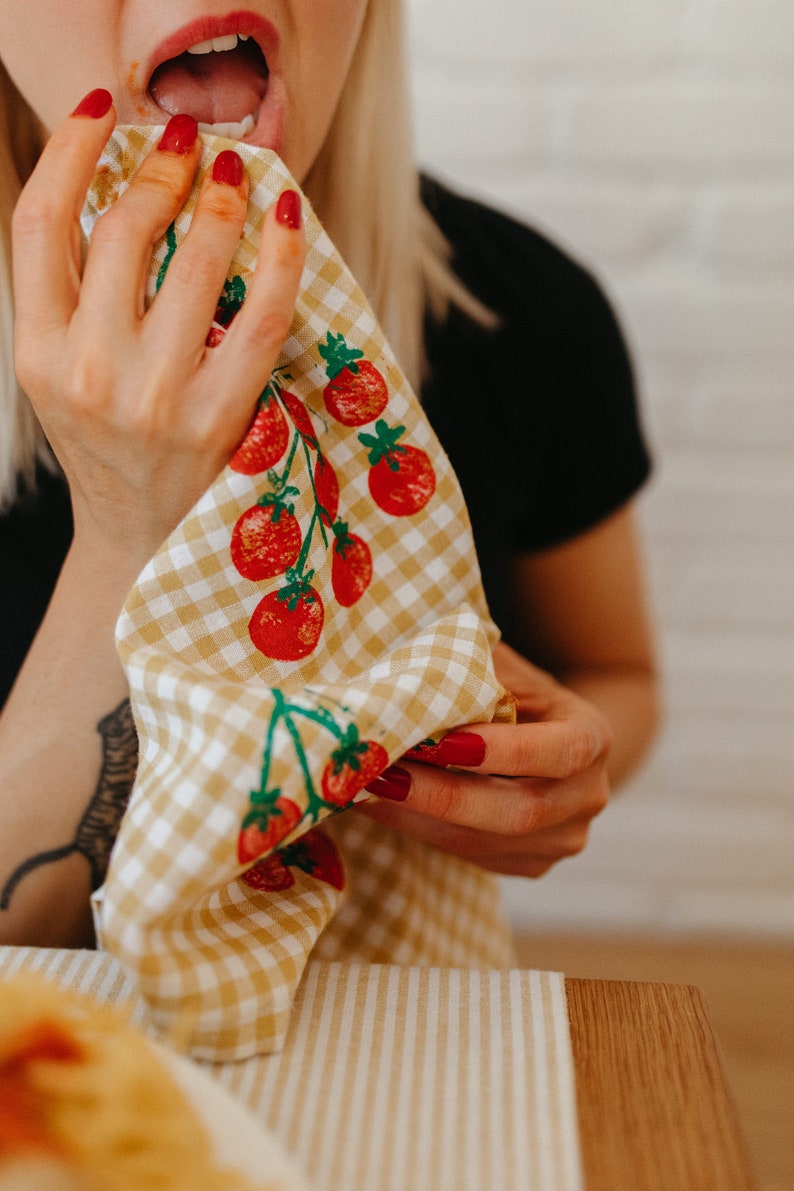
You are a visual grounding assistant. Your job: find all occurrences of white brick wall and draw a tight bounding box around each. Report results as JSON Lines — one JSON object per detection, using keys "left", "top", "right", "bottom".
{"left": 408, "top": 0, "right": 794, "bottom": 939}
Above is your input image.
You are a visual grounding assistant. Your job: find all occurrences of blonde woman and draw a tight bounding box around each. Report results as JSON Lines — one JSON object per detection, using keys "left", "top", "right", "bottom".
{"left": 0, "top": 0, "right": 659, "bottom": 949}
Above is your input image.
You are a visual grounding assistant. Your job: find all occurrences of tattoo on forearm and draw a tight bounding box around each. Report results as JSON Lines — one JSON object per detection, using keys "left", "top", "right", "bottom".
{"left": 0, "top": 699, "right": 138, "bottom": 911}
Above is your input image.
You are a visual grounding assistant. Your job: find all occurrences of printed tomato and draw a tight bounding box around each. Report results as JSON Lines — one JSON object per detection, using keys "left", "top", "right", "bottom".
{"left": 280, "top": 830, "right": 345, "bottom": 890}
{"left": 205, "top": 324, "right": 226, "bottom": 349}
{"left": 241, "top": 830, "right": 345, "bottom": 892}
{"left": 237, "top": 796, "right": 303, "bottom": 864}
{"left": 206, "top": 274, "right": 246, "bottom": 349}
{"left": 314, "top": 455, "right": 339, "bottom": 526}
{"left": 331, "top": 525, "right": 372, "bottom": 607}
{"left": 321, "top": 737, "right": 389, "bottom": 807}
{"left": 248, "top": 577, "right": 324, "bottom": 661}
{"left": 280, "top": 390, "right": 319, "bottom": 450}
{"left": 241, "top": 853, "right": 295, "bottom": 892}
{"left": 403, "top": 737, "right": 445, "bottom": 764}
{"left": 359, "top": 420, "right": 436, "bottom": 517}
{"left": 230, "top": 502, "right": 302, "bottom": 581}
{"left": 319, "top": 332, "right": 388, "bottom": 427}
{"left": 369, "top": 446, "right": 436, "bottom": 516}
{"left": 230, "top": 389, "right": 290, "bottom": 474}
{"left": 324, "top": 360, "right": 388, "bottom": 426}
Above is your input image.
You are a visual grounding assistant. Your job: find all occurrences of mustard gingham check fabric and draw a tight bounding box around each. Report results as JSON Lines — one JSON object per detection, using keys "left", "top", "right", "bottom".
{"left": 81, "top": 128, "right": 515, "bottom": 1061}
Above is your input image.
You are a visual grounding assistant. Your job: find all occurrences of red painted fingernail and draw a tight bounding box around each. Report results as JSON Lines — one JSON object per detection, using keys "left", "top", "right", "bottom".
{"left": 276, "top": 189, "right": 302, "bottom": 229}
{"left": 157, "top": 113, "right": 198, "bottom": 155}
{"left": 212, "top": 149, "right": 245, "bottom": 186}
{"left": 436, "top": 731, "right": 486, "bottom": 768}
{"left": 365, "top": 766, "right": 411, "bottom": 802}
{"left": 71, "top": 88, "right": 113, "bottom": 119}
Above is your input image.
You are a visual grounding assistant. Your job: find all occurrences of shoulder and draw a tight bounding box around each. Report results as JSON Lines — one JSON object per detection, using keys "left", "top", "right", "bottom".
{"left": 420, "top": 174, "right": 617, "bottom": 336}
{"left": 419, "top": 176, "right": 651, "bottom": 564}
{"left": 420, "top": 173, "right": 640, "bottom": 420}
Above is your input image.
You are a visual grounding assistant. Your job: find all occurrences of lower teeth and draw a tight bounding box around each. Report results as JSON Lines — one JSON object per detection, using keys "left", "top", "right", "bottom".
{"left": 198, "top": 112, "right": 256, "bottom": 139}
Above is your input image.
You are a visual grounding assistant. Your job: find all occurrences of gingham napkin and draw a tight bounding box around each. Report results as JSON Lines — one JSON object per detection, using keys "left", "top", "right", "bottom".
{"left": 81, "top": 128, "right": 514, "bottom": 1061}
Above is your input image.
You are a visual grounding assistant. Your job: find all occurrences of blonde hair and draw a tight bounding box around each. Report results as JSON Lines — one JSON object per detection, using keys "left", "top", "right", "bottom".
{"left": 0, "top": 0, "right": 491, "bottom": 510}
{"left": 0, "top": 60, "right": 53, "bottom": 508}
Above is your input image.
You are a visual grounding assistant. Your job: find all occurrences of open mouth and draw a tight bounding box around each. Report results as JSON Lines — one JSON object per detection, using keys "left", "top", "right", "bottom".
{"left": 148, "top": 32, "right": 270, "bottom": 140}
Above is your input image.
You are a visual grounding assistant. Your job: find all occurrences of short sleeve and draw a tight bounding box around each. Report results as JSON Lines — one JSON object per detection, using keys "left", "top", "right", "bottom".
{"left": 505, "top": 260, "right": 651, "bottom": 551}
{"left": 420, "top": 176, "right": 652, "bottom": 626}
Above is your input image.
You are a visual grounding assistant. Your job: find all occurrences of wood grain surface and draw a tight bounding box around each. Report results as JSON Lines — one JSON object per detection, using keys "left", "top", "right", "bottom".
{"left": 567, "top": 979, "right": 757, "bottom": 1191}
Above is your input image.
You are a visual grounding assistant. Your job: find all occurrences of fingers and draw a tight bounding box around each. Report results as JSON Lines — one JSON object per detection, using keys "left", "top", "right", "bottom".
{"left": 473, "top": 714, "right": 610, "bottom": 780}
{"left": 141, "top": 147, "right": 251, "bottom": 366}
{"left": 12, "top": 89, "right": 116, "bottom": 343}
{"left": 79, "top": 114, "right": 203, "bottom": 327}
{"left": 183, "top": 186, "right": 305, "bottom": 453}
{"left": 210, "top": 187, "right": 306, "bottom": 394}
{"left": 17, "top": 99, "right": 303, "bottom": 373}
{"left": 355, "top": 799, "right": 597, "bottom": 878}
{"left": 366, "top": 756, "right": 609, "bottom": 837}
{"left": 401, "top": 710, "right": 609, "bottom": 783}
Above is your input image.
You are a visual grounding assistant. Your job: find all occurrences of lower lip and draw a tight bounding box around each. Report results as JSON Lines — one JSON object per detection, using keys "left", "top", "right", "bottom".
{"left": 243, "top": 77, "right": 285, "bottom": 155}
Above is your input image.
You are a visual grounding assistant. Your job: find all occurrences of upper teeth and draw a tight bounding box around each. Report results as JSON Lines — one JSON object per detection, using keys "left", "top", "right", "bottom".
{"left": 187, "top": 32, "right": 250, "bottom": 55}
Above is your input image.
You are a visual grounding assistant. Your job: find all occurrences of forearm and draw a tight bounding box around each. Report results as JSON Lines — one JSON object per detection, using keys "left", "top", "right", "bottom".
{"left": 506, "top": 508, "right": 661, "bottom": 790}
{"left": 561, "top": 664, "right": 661, "bottom": 788}
{"left": 0, "top": 542, "right": 138, "bottom": 946}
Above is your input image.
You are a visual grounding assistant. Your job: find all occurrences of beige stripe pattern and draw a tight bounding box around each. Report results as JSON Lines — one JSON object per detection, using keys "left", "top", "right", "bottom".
{"left": 0, "top": 947, "right": 582, "bottom": 1191}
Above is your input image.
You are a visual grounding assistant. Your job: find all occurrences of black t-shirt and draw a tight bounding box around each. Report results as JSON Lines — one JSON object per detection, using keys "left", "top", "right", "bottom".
{"left": 420, "top": 177, "right": 650, "bottom": 631}
{"left": 0, "top": 179, "right": 650, "bottom": 709}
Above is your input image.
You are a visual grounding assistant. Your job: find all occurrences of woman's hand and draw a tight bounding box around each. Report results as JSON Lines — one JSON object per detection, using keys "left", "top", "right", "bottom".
{"left": 12, "top": 92, "right": 305, "bottom": 583}
{"left": 358, "top": 642, "right": 613, "bottom": 877}
{"left": 1, "top": 92, "right": 306, "bottom": 946}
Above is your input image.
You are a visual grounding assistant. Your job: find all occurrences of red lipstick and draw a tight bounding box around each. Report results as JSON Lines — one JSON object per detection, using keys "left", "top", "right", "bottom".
{"left": 143, "top": 10, "right": 285, "bottom": 153}
{"left": 144, "top": 10, "right": 280, "bottom": 85}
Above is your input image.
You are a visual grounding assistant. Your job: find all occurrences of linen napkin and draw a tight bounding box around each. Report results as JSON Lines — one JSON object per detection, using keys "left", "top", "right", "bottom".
{"left": 0, "top": 950, "right": 583, "bottom": 1191}
{"left": 81, "top": 127, "right": 514, "bottom": 1061}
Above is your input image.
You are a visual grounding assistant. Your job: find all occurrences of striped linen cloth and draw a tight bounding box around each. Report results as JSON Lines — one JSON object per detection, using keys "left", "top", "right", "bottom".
{"left": 0, "top": 947, "right": 584, "bottom": 1191}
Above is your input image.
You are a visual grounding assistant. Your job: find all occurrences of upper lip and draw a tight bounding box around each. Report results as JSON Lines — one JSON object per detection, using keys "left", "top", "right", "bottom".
{"left": 143, "top": 9, "right": 280, "bottom": 92}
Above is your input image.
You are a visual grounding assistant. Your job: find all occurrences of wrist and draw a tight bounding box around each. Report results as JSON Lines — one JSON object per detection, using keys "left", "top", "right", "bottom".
{"left": 62, "top": 534, "right": 148, "bottom": 621}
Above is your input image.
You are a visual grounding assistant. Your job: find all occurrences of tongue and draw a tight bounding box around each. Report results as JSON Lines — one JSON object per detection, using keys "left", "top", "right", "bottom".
{"left": 149, "top": 51, "right": 268, "bottom": 125}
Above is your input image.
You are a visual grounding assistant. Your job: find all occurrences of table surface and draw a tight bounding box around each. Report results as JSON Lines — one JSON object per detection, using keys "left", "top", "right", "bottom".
{"left": 0, "top": 947, "right": 757, "bottom": 1191}
{"left": 568, "top": 978, "right": 757, "bottom": 1191}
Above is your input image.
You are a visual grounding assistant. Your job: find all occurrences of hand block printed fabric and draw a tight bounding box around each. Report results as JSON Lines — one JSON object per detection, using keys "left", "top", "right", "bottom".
{"left": 81, "top": 128, "right": 515, "bottom": 1061}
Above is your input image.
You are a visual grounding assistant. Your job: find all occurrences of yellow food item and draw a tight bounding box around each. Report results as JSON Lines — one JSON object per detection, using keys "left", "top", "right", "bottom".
{"left": 0, "top": 974, "right": 280, "bottom": 1191}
